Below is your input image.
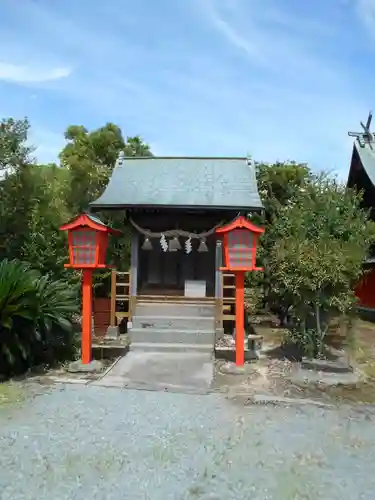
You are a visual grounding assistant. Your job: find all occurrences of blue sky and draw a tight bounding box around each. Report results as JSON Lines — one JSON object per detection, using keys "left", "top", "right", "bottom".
{"left": 0, "top": 0, "right": 375, "bottom": 179}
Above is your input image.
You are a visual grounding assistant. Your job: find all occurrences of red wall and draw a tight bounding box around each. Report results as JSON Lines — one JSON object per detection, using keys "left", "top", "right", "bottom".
{"left": 355, "top": 266, "right": 375, "bottom": 309}
{"left": 93, "top": 298, "right": 111, "bottom": 337}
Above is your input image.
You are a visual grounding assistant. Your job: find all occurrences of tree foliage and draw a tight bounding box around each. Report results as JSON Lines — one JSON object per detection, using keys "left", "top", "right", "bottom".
{"left": 60, "top": 123, "right": 152, "bottom": 214}
{"left": 0, "top": 117, "right": 34, "bottom": 172}
{"left": 255, "top": 164, "right": 375, "bottom": 357}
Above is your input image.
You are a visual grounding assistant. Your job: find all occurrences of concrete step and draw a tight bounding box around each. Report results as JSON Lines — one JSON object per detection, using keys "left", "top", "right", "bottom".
{"left": 132, "top": 315, "right": 215, "bottom": 331}
{"left": 130, "top": 342, "right": 213, "bottom": 354}
{"left": 129, "top": 328, "right": 215, "bottom": 345}
{"left": 134, "top": 302, "right": 216, "bottom": 318}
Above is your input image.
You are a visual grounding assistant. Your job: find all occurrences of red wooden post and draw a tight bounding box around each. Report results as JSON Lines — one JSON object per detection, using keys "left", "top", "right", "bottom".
{"left": 82, "top": 269, "right": 93, "bottom": 364}
{"left": 235, "top": 271, "right": 245, "bottom": 366}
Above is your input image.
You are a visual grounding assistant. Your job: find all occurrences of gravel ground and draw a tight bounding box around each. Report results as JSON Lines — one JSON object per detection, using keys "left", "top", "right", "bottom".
{"left": 1, "top": 384, "right": 375, "bottom": 500}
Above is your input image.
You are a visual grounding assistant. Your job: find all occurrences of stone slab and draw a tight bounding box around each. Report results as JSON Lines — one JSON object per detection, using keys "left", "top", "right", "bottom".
{"left": 218, "top": 362, "right": 245, "bottom": 375}
{"left": 47, "top": 376, "right": 90, "bottom": 385}
{"left": 291, "top": 367, "right": 360, "bottom": 387}
{"left": 301, "top": 357, "right": 353, "bottom": 373}
{"left": 66, "top": 360, "right": 104, "bottom": 374}
{"left": 215, "top": 347, "right": 258, "bottom": 362}
{"left": 250, "top": 394, "right": 335, "bottom": 408}
{"left": 105, "top": 326, "right": 119, "bottom": 339}
{"left": 94, "top": 351, "right": 214, "bottom": 393}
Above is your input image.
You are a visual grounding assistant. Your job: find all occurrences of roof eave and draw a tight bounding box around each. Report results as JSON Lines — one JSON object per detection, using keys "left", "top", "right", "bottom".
{"left": 89, "top": 203, "right": 263, "bottom": 212}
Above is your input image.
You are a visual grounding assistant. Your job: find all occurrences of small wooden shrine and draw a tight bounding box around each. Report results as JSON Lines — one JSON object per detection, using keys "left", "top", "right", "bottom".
{"left": 90, "top": 154, "right": 263, "bottom": 347}
{"left": 347, "top": 112, "right": 375, "bottom": 312}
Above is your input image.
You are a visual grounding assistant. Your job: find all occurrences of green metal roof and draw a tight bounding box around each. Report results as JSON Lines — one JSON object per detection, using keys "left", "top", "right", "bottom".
{"left": 86, "top": 213, "right": 107, "bottom": 226}
{"left": 90, "top": 155, "right": 263, "bottom": 211}
{"left": 353, "top": 139, "right": 375, "bottom": 186}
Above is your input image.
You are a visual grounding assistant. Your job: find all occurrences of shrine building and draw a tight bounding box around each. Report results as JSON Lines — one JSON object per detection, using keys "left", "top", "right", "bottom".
{"left": 90, "top": 154, "right": 263, "bottom": 352}
{"left": 347, "top": 114, "right": 375, "bottom": 315}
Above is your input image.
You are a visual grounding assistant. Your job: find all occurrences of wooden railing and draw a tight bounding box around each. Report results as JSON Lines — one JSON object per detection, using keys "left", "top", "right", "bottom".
{"left": 110, "top": 270, "right": 132, "bottom": 327}
{"left": 221, "top": 272, "right": 236, "bottom": 327}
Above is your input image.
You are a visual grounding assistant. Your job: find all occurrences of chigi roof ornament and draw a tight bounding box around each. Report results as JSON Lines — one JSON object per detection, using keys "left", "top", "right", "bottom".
{"left": 246, "top": 154, "right": 254, "bottom": 167}
{"left": 348, "top": 111, "right": 374, "bottom": 149}
{"left": 117, "top": 150, "right": 125, "bottom": 166}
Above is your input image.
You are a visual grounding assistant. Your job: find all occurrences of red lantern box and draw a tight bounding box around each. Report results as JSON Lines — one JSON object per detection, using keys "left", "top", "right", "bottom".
{"left": 216, "top": 216, "right": 264, "bottom": 366}
{"left": 60, "top": 213, "right": 120, "bottom": 269}
{"left": 217, "top": 216, "right": 264, "bottom": 272}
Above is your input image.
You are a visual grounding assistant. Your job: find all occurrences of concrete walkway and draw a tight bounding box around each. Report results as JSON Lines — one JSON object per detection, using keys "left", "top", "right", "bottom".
{"left": 92, "top": 351, "right": 214, "bottom": 394}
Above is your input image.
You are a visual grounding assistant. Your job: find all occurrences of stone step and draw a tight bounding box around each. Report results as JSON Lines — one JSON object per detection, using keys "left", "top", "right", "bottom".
{"left": 134, "top": 302, "right": 216, "bottom": 318}
{"left": 130, "top": 342, "right": 213, "bottom": 354}
{"left": 132, "top": 315, "right": 215, "bottom": 331}
{"left": 129, "top": 328, "right": 215, "bottom": 345}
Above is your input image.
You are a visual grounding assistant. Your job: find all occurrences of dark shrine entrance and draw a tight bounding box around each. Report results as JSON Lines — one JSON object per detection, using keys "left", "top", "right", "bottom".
{"left": 138, "top": 235, "right": 216, "bottom": 296}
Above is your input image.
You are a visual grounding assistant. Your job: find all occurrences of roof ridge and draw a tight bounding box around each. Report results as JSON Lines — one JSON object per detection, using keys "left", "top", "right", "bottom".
{"left": 116, "top": 155, "right": 249, "bottom": 160}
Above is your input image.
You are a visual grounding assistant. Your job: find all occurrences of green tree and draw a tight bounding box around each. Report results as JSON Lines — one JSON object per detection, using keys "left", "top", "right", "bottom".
{"left": 60, "top": 123, "right": 152, "bottom": 214}
{"left": 20, "top": 164, "right": 74, "bottom": 280}
{"left": 256, "top": 161, "right": 311, "bottom": 222}
{"left": 59, "top": 123, "right": 153, "bottom": 276}
{"left": 266, "top": 176, "right": 375, "bottom": 357}
{"left": 0, "top": 117, "right": 34, "bottom": 172}
{"left": 247, "top": 161, "right": 312, "bottom": 315}
{"left": 0, "top": 117, "right": 37, "bottom": 260}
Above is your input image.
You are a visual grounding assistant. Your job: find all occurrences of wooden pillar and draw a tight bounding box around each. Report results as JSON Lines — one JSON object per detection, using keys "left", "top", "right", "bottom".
{"left": 130, "top": 231, "right": 139, "bottom": 317}
{"left": 110, "top": 269, "right": 117, "bottom": 327}
{"left": 82, "top": 269, "right": 93, "bottom": 364}
{"left": 215, "top": 240, "right": 223, "bottom": 298}
{"left": 235, "top": 271, "right": 245, "bottom": 366}
{"left": 130, "top": 230, "right": 139, "bottom": 296}
{"left": 215, "top": 240, "right": 223, "bottom": 334}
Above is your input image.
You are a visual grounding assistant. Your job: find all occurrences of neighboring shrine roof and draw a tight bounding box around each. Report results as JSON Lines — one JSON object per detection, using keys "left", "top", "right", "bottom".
{"left": 351, "top": 139, "right": 375, "bottom": 186}
{"left": 90, "top": 155, "right": 263, "bottom": 211}
{"left": 347, "top": 112, "right": 375, "bottom": 187}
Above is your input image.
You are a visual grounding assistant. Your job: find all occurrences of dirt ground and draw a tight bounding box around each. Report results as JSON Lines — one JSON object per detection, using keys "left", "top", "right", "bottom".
{"left": 213, "top": 314, "right": 375, "bottom": 405}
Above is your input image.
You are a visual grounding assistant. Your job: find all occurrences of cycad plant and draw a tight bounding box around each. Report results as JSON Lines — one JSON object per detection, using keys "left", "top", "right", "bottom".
{"left": 34, "top": 275, "right": 80, "bottom": 361}
{"left": 0, "top": 259, "right": 39, "bottom": 375}
{"left": 0, "top": 259, "right": 80, "bottom": 378}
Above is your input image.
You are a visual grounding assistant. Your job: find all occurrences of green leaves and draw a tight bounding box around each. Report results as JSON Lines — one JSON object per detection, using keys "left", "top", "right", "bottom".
{"left": 254, "top": 161, "right": 375, "bottom": 357}
{"left": 0, "top": 259, "right": 79, "bottom": 377}
{"left": 0, "top": 260, "right": 38, "bottom": 332}
{"left": 59, "top": 123, "right": 152, "bottom": 214}
{"left": 263, "top": 174, "right": 375, "bottom": 357}
{"left": 34, "top": 274, "right": 79, "bottom": 340}
{"left": 0, "top": 117, "right": 34, "bottom": 171}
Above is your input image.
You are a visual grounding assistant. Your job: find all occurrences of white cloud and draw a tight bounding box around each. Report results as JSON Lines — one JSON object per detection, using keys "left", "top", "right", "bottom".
{"left": 191, "top": 0, "right": 370, "bottom": 179}
{"left": 0, "top": 0, "right": 373, "bottom": 180}
{"left": 356, "top": 0, "right": 375, "bottom": 28}
{"left": 30, "top": 129, "right": 66, "bottom": 165}
{"left": 202, "top": 0, "right": 265, "bottom": 63}
{"left": 0, "top": 62, "right": 72, "bottom": 84}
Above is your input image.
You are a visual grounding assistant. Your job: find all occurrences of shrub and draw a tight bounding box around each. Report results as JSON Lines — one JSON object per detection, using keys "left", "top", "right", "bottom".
{"left": 34, "top": 274, "right": 80, "bottom": 363}
{"left": 265, "top": 177, "right": 375, "bottom": 358}
{"left": 0, "top": 259, "right": 80, "bottom": 378}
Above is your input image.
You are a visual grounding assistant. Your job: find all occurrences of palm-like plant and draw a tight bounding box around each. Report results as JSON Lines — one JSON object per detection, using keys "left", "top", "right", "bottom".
{"left": 0, "top": 259, "right": 39, "bottom": 373}
{"left": 0, "top": 259, "right": 37, "bottom": 331}
{"left": 34, "top": 275, "right": 79, "bottom": 342}
{"left": 0, "top": 259, "right": 80, "bottom": 377}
